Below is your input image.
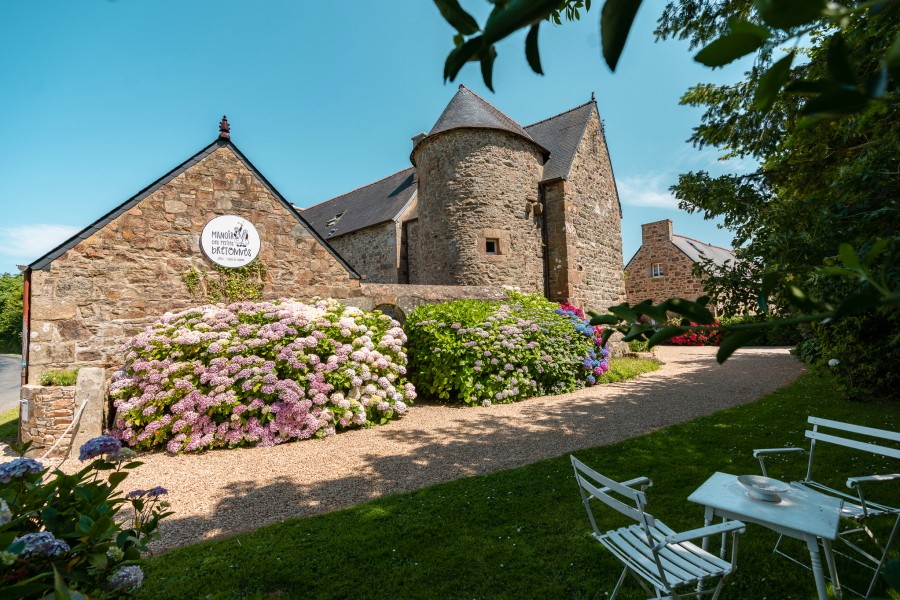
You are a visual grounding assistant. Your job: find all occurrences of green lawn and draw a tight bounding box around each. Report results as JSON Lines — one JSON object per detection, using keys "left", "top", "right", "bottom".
{"left": 595, "top": 356, "right": 660, "bottom": 383}
{"left": 0, "top": 407, "right": 18, "bottom": 443}
{"left": 137, "top": 370, "right": 899, "bottom": 599}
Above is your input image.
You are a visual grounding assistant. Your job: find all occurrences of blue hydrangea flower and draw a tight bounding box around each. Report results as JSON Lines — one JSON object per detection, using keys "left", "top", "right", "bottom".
{"left": 108, "top": 565, "right": 144, "bottom": 590}
{"left": 79, "top": 435, "right": 122, "bottom": 461}
{"left": 12, "top": 532, "right": 70, "bottom": 558}
{"left": 0, "top": 457, "right": 44, "bottom": 482}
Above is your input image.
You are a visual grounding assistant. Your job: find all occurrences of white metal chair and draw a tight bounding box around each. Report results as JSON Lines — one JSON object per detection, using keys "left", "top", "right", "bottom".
{"left": 571, "top": 456, "right": 745, "bottom": 599}
{"left": 754, "top": 416, "right": 900, "bottom": 598}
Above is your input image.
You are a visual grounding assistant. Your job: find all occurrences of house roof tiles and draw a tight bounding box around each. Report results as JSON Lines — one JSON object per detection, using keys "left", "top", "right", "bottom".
{"left": 302, "top": 168, "right": 417, "bottom": 239}
{"left": 304, "top": 92, "right": 605, "bottom": 241}
{"left": 671, "top": 235, "right": 735, "bottom": 268}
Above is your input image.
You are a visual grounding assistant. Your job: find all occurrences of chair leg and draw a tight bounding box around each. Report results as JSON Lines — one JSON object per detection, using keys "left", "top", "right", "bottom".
{"left": 773, "top": 533, "right": 785, "bottom": 555}
{"left": 864, "top": 514, "right": 900, "bottom": 599}
{"left": 709, "top": 576, "right": 727, "bottom": 600}
{"left": 609, "top": 566, "right": 629, "bottom": 600}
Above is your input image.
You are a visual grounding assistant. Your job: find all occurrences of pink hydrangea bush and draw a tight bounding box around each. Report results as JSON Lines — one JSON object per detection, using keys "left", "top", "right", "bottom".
{"left": 110, "top": 299, "right": 414, "bottom": 453}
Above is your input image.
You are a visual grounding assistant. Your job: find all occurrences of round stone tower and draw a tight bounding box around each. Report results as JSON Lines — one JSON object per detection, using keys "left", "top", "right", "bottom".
{"left": 410, "top": 85, "right": 548, "bottom": 291}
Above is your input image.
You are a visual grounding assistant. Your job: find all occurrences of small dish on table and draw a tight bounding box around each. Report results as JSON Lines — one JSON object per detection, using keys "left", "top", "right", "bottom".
{"left": 737, "top": 475, "right": 790, "bottom": 502}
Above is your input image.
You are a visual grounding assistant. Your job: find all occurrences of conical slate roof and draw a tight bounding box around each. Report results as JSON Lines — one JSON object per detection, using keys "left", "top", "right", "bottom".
{"left": 414, "top": 85, "right": 549, "bottom": 162}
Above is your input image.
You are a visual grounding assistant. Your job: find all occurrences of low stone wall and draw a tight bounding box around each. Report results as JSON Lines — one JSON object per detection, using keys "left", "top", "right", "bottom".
{"left": 347, "top": 283, "right": 508, "bottom": 323}
{"left": 20, "top": 385, "right": 76, "bottom": 455}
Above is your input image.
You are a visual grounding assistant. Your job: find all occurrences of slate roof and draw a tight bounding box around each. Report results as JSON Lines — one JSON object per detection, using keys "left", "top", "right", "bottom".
{"left": 302, "top": 168, "right": 417, "bottom": 239}
{"left": 307, "top": 93, "right": 606, "bottom": 241}
{"left": 27, "top": 138, "right": 359, "bottom": 278}
{"left": 671, "top": 235, "right": 735, "bottom": 268}
{"left": 413, "top": 85, "right": 549, "bottom": 163}
{"left": 525, "top": 101, "right": 596, "bottom": 183}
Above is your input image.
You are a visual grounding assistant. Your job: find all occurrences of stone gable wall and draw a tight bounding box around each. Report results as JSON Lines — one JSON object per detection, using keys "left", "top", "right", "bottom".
{"left": 411, "top": 129, "right": 545, "bottom": 292}
{"left": 328, "top": 222, "right": 400, "bottom": 283}
{"left": 625, "top": 220, "right": 706, "bottom": 305}
{"left": 549, "top": 111, "right": 626, "bottom": 312}
{"left": 27, "top": 145, "right": 359, "bottom": 384}
{"left": 350, "top": 283, "right": 508, "bottom": 322}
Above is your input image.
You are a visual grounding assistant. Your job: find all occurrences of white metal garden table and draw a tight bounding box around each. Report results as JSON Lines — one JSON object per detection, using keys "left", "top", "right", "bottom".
{"left": 688, "top": 472, "right": 844, "bottom": 600}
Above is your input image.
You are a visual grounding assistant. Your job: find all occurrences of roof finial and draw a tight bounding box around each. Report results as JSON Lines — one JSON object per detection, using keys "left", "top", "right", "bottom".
{"left": 218, "top": 115, "right": 231, "bottom": 140}
{"left": 591, "top": 91, "right": 596, "bottom": 102}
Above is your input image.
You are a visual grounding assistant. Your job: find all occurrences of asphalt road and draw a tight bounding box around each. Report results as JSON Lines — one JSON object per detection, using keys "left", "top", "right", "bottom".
{"left": 0, "top": 355, "right": 21, "bottom": 413}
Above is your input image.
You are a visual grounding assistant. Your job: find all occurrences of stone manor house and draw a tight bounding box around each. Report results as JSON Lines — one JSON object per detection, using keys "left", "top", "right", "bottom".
{"left": 20, "top": 85, "right": 625, "bottom": 385}
{"left": 302, "top": 85, "right": 624, "bottom": 307}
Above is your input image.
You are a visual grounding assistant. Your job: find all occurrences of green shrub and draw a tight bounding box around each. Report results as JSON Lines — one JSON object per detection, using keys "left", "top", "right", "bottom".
{"left": 811, "top": 311, "right": 900, "bottom": 401}
{"left": 0, "top": 437, "right": 171, "bottom": 597}
{"left": 627, "top": 339, "right": 649, "bottom": 353}
{"left": 38, "top": 369, "right": 79, "bottom": 387}
{"left": 717, "top": 315, "right": 805, "bottom": 346}
{"left": 405, "top": 292, "right": 609, "bottom": 406}
{"left": 792, "top": 337, "right": 822, "bottom": 364}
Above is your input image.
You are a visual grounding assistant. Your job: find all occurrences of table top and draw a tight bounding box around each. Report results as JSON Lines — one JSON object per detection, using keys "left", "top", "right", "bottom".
{"left": 688, "top": 472, "right": 843, "bottom": 540}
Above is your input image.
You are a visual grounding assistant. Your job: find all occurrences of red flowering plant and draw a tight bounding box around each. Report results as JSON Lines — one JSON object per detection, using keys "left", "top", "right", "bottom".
{"left": 666, "top": 319, "right": 723, "bottom": 346}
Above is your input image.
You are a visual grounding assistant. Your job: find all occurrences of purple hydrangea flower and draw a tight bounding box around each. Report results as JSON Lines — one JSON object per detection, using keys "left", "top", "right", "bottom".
{"left": 108, "top": 565, "right": 144, "bottom": 590}
{"left": 79, "top": 435, "right": 123, "bottom": 461}
{"left": 0, "top": 457, "right": 44, "bottom": 482}
{"left": 13, "top": 532, "right": 70, "bottom": 558}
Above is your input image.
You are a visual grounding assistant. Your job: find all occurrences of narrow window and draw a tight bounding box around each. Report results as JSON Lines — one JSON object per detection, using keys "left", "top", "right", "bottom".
{"left": 485, "top": 239, "right": 499, "bottom": 255}
{"left": 651, "top": 263, "right": 664, "bottom": 278}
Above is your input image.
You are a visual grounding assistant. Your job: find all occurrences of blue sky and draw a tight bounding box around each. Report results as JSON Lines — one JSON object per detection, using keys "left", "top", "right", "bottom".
{"left": 0, "top": 0, "right": 752, "bottom": 276}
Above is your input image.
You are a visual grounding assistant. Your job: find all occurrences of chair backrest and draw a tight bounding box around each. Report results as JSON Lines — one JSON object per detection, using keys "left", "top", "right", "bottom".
{"left": 571, "top": 456, "right": 657, "bottom": 544}
{"left": 805, "top": 417, "right": 900, "bottom": 481}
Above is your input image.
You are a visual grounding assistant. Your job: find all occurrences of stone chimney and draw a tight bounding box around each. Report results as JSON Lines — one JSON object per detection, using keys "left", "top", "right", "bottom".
{"left": 641, "top": 219, "right": 673, "bottom": 245}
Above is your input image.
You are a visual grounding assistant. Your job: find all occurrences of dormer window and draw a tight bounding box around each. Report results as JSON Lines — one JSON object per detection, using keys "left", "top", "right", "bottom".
{"left": 326, "top": 212, "right": 345, "bottom": 228}
{"left": 651, "top": 263, "right": 664, "bottom": 278}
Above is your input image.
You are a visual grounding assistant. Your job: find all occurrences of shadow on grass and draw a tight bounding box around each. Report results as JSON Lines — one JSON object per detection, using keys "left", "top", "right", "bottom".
{"left": 154, "top": 349, "right": 804, "bottom": 548}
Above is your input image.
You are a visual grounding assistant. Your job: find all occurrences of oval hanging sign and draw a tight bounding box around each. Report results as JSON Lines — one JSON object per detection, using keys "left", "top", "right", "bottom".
{"left": 200, "top": 215, "right": 261, "bottom": 268}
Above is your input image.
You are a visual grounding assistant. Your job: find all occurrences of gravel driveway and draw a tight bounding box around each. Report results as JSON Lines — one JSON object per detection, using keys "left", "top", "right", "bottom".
{"left": 79, "top": 346, "right": 805, "bottom": 551}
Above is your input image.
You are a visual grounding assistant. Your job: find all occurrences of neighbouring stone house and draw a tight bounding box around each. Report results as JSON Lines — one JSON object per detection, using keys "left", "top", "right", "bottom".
{"left": 302, "top": 85, "right": 626, "bottom": 311}
{"left": 624, "top": 219, "right": 735, "bottom": 312}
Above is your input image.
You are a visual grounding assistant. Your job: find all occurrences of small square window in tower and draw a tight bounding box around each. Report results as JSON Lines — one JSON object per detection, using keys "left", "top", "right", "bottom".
{"left": 651, "top": 263, "right": 665, "bottom": 278}
{"left": 485, "top": 239, "right": 500, "bottom": 255}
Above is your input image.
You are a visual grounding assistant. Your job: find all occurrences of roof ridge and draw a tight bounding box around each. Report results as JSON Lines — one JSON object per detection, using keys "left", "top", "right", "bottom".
{"left": 303, "top": 167, "right": 415, "bottom": 210}
{"left": 524, "top": 100, "right": 595, "bottom": 129}
{"left": 673, "top": 233, "right": 735, "bottom": 254}
{"left": 459, "top": 84, "right": 530, "bottom": 136}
